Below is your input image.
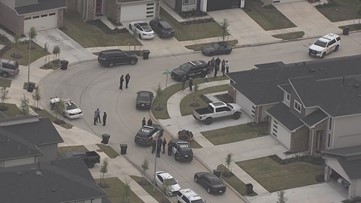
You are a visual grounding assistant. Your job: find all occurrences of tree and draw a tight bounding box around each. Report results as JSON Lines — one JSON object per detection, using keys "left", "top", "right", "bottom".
{"left": 277, "top": 190, "right": 287, "bottom": 203}
{"left": 0, "top": 87, "right": 9, "bottom": 111}
{"left": 32, "top": 86, "right": 40, "bottom": 109}
{"left": 122, "top": 179, "right": 131, "bottom": 203}
{"left": 54, "top": 99, "right": 65, "bottom": 120}
{"left": 20, "top": 94, "right": 30, "bottom": 115}
{"left": 155, "top": 83, "right": 163, "bottom": 111}
{"left": 99, "top": 158, "right": 109, "bottom": 188}
{"left": 225, "top": 153, "right": 233, "bottom": 174}
{"left": 220, "top": 18, "right": 230, "bottom": 42}
{"left": 52, "top": 45, "right": 60, "bottom": 61}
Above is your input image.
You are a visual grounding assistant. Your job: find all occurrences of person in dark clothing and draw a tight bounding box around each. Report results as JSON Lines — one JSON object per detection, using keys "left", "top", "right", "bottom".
{"left": 125, "top": 73, "right": 130, "bottom": 88}
{"left": 93, "top": 111, "right": 98, "bottom": 125}
{"left": 167, "top": 142, "right": 172, "bottom": 156}
{"left": 214, "top": 65, "right": 218, "bottom": 77}
{"left": 102, "top": 112, "right": 107, "bottom": 126}
{"left": 162, "top": 138, "right": 167, "bottom": 154}
{"left": 156, "top": 138, "right": 162, "bottom": 157}
{"left": 189, "top": 77, "right": 193, "bottom": 91}
{"left": 151, "top": 139, "right": 156, "bottom": 154}
{"left": 221, "top": 59, "right": 226, "bottom": 76}
{"left": 215, "top": 57, "right": 221, "bottom": 68}
{"left": 119, "top": 75, "right": 124, "bottom": 90}
{"left": 142, "top": 117, "right": 146, "bottom": 126}
{"left": 147, "top": 118, "right": 153, "bottom": 126}
{"left": 96, "top": 108, "right": 101, "bottom": 124}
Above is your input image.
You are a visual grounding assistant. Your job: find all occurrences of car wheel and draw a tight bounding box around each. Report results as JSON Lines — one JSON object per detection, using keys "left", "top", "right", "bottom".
{"left": 335, "top": 45, "right": 339, "bottom": 52}
{"left": 130, "top": 59, "right": 136, "bottom": 65}
{"left": 205, "top": 117, "right": 213, "bottom": 125}
{"left": 194, "top": 176, "right": 198, "bottom": 183}
{"left": 139, "top": 34, "right": 142, "bottom": 39}
{"left": 233, "top": 112, "right": 241, "bottom": 119}
{"left": 321, "top": 52, "right": 326, "bottom": 58}
{"left": 207, "top": 187, "right": 211, "bottom": 194}
{"left": 108, "top": 63, "right": 114, "bottom": 68}
{"left": 226, "top": 50, "right": 232, "bottom": 55}
{"left": 1, "top": 72, "right": 9, "bottom": 78}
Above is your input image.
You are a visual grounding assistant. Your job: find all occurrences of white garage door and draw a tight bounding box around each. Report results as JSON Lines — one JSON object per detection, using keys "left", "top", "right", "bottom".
{"left": 271, "top": 118, "right": 291, "bottom": 149}
{"left": 120, "top": 2, "right": 155, "bottom": 22}
{"left": 24, "top": 11, "right": 58, "bottom": 34}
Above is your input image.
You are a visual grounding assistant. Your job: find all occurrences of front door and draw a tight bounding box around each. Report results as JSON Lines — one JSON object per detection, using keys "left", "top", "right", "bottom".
{"left": 315, "top": 131, "right": 325, "bottom": 151}
{"left": 96, "top": 0, "right": 102, "bottom": 16}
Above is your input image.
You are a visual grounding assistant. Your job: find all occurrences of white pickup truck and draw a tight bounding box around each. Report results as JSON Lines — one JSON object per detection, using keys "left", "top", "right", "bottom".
{"left": 192, "top": 101, "right": 242, "bottom": 125}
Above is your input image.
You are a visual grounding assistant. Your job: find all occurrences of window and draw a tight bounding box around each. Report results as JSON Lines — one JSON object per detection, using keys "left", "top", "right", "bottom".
{"left": 41, "top": 14, "right": 47, "bottom": 17}
{"left": 147, "top": 7, "right": 154, "bottom": 10}
{"left": 146, "top": 14, "right": 154, "bottom": 18}
{"left": 33, "top": 16, "right": 39, "bottom": 19}
{"left": 286, "top": 94, "right": 290, "bottom": 101}
{"left": 327, "top": 134, "right": 331, "bottom": 148}
{"left": 272, "top": 132, "right": 277, "bottom": 137}
{"left": 294, "top": 100, "right": 301, "bottom": 113}
{"left": 24, "top": 17, "right": 31, "bottom": 20}
{"left": 183, "top": 0, "right": 195, "bottom": 5}
{"left": 216, "top": 107, "right": 230, "bottom": 112}
{"left": 328, "top": 118, "right": 332, "bottom": 130}
{"left": 147, "top": 3, "right": 154, "bottom": 6}
{"left": 49, "top": 13, "right": 56, "bottom": 16}
{"left": 147, "top": 11, "right": 153, "bottom": 14}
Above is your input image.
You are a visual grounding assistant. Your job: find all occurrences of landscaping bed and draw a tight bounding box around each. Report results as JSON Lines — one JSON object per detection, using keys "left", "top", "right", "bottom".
{"left": 272, "top": 31, "right": 305, "bottom": 40}
{"left": 96, "top": 144, "right": 119, "bottom": 158}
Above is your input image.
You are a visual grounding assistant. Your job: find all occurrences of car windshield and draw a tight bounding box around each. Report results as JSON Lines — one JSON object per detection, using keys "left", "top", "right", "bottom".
{"left": 139, "top": 23, "right": 152, "bottom": 32}
{"left": 179, "top": 62, "right": 193, "bottom": 72}
{"left": 314, "top": 40, "right": 327, "bottom": 47}
{"left": 164, "top": 178, "right": 177, "bottom": 185}
{"left": 66, "top": 102, "right": 78, "bottom": 110}
{"left": 212, "top": 43, "right": 220, "bottom": 49}
{"left": 139, "top": 95, "right": 150, "bottom": 101}
{"left": 209, "top": 177, "right": 222, "bottom": 185}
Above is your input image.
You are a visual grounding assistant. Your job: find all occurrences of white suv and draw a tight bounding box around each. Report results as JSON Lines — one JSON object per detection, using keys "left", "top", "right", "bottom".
{"left": 308, "top": 33, "right": 341, "bottom": 58}
{"left": 177, "top": 188, "right": 205, "bottom": 203}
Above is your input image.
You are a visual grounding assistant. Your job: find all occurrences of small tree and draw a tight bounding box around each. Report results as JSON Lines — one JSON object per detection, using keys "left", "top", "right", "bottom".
{"left": 0, "top": 87, "right": 9, "bottom": 110}
{"left": 54, "top": 99, "right": 65, "bottom": 120}
{"left": 155, "top": 83, "right": 163, "bottom": 111}
{"left": 220, "top": 18, "right": 230, "bottom": 42}
{"left": 20, "top": 94, "right": 30, "bottom": 115}
{"left": 32, "top": 86, "right": 40, "bottom": 109}
{"left": 99, "top": 158, "right": 109, "bottom": 188}
{"left": 52, "top": 45, "right": 60, "bottom": 61}
{"left": 277, "top": 191, "right": 287, "bottom": 203}
{"left": 122, "top": 179, "right": 131, "bottom": 203}
{"left": 224, "top": 153, "right": 233, "bottom": 175}
{"left": 29, "top": 27, "right": 37, "bottom": 49}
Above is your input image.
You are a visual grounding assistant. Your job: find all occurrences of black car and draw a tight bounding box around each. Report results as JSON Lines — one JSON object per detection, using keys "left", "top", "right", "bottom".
{"left": 134, "top": 125, "right": 164, "bottom": 146}
{"left": 98, "top": 49, "right": 138, "bottom": 67}
{"left": 202, "top": 42, "right": 232, "bottom": 56}
{"left": 194, "top": 172, "right": 226, "bottom": 194}
{"left": 149, "top": 19, "right": 175, "bottom": 38}
{"left": 170, "top": 139, "right": 193, "bottom": 162}
{"left": 136, "top": 91, "right": 154, "bottom": 110}
{"left": 171, "top": 60, "right": 208, "bottom": 81}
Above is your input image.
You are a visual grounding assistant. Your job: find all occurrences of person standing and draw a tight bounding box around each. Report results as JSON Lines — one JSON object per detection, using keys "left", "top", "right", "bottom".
{"left": 151, "top": 139, "right": 156, "bottom": 154}
{"left": 142, "top": 117, "right": 146, "bottom": 126}
{"left": 125, "top": 73, "right": 130, "bottom": 88}
{"left": 102, "top": 112, "right": 107, "bottom": 126}
{"left": 147, "top": 118, "right": 153, "bottom": 126}
{"left": 162, "top": 138, "right": 167, "bottom": 154}
{"left": 214, "top": 65, "right": 218, "bottom": 77}
{"left": 119, "top": 75, "right": 124, "bottom": 90}
{"left": 96, "top": 108, "right": 101, "bottom": 124}
{"left": 93, "top": 111, "right": 98, "bottom": 125}
{"left": 215, "top": 57, "right": 221, "bottom": 69}
{"left": 167, "top": 142, "right": 172, "bottom": 156}
{"left": 225, "top": 60, "right": 230, "bottom": 74}
{"left": 156, "top": 138, "right": 162, "bottom": 157}
{"left": 221, "top": 59, "right": 226, "bottom": 76}
{"left": 189, "top": 77, "right": 193, "bottom": 91}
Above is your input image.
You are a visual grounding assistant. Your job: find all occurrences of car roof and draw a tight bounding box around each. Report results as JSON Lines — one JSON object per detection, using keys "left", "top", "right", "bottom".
{"left": 189, "top": 60, "right": 206, "bottom": 66}
{"left": 99, "top": 49, "right": 124, "bottom": 54}
{"left": 156, "top": 171, "right": 173, "bottom": 179}
{"left": 0, "top": 58, "right": 18, "bottom": 66}
{"left": 158, "top": 20, "right": 172, "bottom": 28}
{"left": 137, "top": 91, "right": 153, "bottom": 95}
{"left": 179, "top": 188, "right": 202, "bottom": 201}
{"left": 319, "top": 33, "right": 340, "bottom": 42}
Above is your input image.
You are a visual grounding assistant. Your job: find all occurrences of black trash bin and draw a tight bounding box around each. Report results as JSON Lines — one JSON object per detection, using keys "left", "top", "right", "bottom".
{"left": 246, "top": 183, "right": 254, "bottom": 195}
{"left": 61, "top": 60, "right": 69, "bottom": 70}
{"left": 343, "top": 27, "right": 350, "bottom": 35}
{"left": 120, "top": 144, "right": 128, "bottom": 155}
{"left": 143, "top": 50, "right": 150, "bottom": 59}
{"left": 101, "top": 134, "right": 111, "bottom": 144}
{"left": 213, "top": 170, "right": 221, "bottom": 177}
{"left": 27, "top": 82, "right": 36, "bottom": 93}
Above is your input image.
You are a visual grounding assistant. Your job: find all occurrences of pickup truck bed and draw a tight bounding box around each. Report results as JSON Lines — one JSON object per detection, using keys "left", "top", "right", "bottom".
{"left": 194, "top": 108, "right": 212, "bottom": 115}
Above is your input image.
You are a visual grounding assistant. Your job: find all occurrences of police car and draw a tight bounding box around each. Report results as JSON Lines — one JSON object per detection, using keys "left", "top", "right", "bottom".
{"left": 176, "top": 188, "right": 205, "bottom": 203}
{"left": 308, "top": 33, "right": 341, "bottom": 58}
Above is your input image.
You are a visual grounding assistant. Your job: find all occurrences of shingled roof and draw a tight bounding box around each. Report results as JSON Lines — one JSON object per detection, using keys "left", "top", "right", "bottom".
{"left": 15, "top": 0, "right": 65, "bottom": 15}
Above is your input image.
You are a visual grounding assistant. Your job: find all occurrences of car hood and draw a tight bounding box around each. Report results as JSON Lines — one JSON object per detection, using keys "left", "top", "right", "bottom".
{"left": 309, "top": 44, "right": 325, "bottom": 52}
{"left": 50, "top": 97, "right": 60, "bottom": 104}
{"left": 66, "top": 108, "right": 82, "bottom": 114}
{"left": 228, "top": 103, "right": 241, "bottom": 111}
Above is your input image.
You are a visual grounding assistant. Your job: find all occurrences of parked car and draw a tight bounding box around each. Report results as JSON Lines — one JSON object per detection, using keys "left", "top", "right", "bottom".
{"left": 194, "top": 172, "right": 226, "bottom": 194}
{"left": 63, "top": 151, "right": 100, "bottom": 168}
{"left": 50, "top": 97, "right": 83, "bottom": 119}
{"left": 98, "top": 49, "right": 138, "bottom": 67}
{"left": 171, "top": 60, "right": 208, "bottom": 81}
{"left": 155, "top": 171, "right": 181, "bottom": 196}
{"left": 193, "top": 101, "right": 242, "bottom": 125}
{"left": 169, "top": 139, "right": 193, "bottom": 162}
{"left": 149, "top": 19, "right": 175, "bottom": 38}
{"left": 129, "top": 21, "right": 155, "bottom": 39}
{"left": 134, "top": 125, "right": 163, "bottom": 146}
{"left": 176, "top": 188, "right": 205, "bottom": 203}
{"left": 136, "top": 91, "right": 154, "bottom": 110}
{"left": 308, "top": 33, "right": 341, "bottom": 58}
{"left": 201, "top": 42, "right": 232, "bottom": 56}
{"left": 0, "top": 58, "right": 19, "bottom": 78}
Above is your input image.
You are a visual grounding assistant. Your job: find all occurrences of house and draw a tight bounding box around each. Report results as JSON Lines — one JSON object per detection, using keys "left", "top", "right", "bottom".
{"left": 163, "top": 0, "right": 245, "bottom": 13}
{"left": 0, "top": 158, "right": 110, "bottom": 203}
{"left": 0, "top": 0, "right": 66, "bottom": 35}
{"left": 66, "top": 0, "right": 158, "bottom": 23}
{"left": 0, "top": 116, "right": 63, "bottom": 168}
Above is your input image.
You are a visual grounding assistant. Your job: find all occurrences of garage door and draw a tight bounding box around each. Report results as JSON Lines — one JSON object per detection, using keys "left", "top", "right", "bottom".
{"left": 24, "top": 11, "right": 58, "bottom": 34}
{"left": 120, "top": 2, "right": 155, "bottom": 22}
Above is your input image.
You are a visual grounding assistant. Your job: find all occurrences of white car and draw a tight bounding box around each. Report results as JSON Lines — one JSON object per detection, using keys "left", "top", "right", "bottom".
{"left": 308, "top": 33, "right": 341, "bottom": 58}
{"left": 50, "top": 97, "right": 83, "bottom": 119}
{"left": 129, "top": 21, "right": 155, "bottom": 40}
{"left": 155, "top": 171, "right": 181, "bottom": 196}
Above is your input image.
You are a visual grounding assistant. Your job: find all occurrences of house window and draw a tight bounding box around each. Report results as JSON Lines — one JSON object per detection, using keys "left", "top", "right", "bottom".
{"left": 147, "top": 3, "right": 154, "bottom": 6}
{"left": 146, "top": 14, "right": 154, "bottom": 18}
{"left": 286, "top": 94, "right": 290, "bottom": 101}
{"left": 274, "top": 120, "right": 278, "bottom": 125}
{"left": 328, "top": 118, "right": 332, "bottom": 130}
{"left": 147, "top": 7, "right": 154, "bottom": 10}
{"left": 41, "top": 14, "right": 47, "bottom": 17}
{"left": 272, "top": 132, "right": 277, "bottom": 137}
{"left": 25, "top": 17, "right": 31, "bottom": 20}
{"left": 49, "top": 13, "right": 56, "bottom": 16}
{"left": 294, "top": 100, "right": 301, "bottom": 113}
{"left": 327, "top": 134, "right": 331, "bottom": 148}
{"left": 33, "top": 16, "right": 39, "bottom": 19}
{"left": 183, "top": 0, "right": 196, "bottom": 5}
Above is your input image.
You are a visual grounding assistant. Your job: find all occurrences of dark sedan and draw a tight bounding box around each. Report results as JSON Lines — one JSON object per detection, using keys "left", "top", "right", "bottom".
{"left": 194, "top": 172, "right": 226, "bottom": 194}
{"left": 149, "top": 19, "right": 175, "bottom": 38}
{"left": 134, "top": 125, "right": 163, "bottom": 146}
{"left": 201, "top": 42, "right": 232, "bottom": 56}
{"left": 136, "top": 91, "right": 153, "bottom": 110}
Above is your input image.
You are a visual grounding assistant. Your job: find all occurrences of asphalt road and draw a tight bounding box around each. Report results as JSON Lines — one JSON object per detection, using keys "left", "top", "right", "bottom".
{"left": 39, "top": 33, "right": 361, "bottom": 203}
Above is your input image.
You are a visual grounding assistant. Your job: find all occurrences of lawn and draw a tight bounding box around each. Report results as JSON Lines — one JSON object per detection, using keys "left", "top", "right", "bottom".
{"left": 236, "top": 156, "right": 324, "bottom": 192}
{"left": 58, "top": 145, "right": 88, "bottom": 155}
{"left": 62, "top": 13, "right": 141, "bottom": 47}
{"left": 217, "top": 164, "right": 247, "bottom": 196}
{"left": 272, "top": 31, "right": 305, "bottom": 40}
{"left": 245, "top": 0, "right": 296, "bottom": 30}
{"left": 180, "top": 84, "right": 230, "bottom": 116}
{"left": 97, "top": 144, "right": 119, "bottom": 158}
{"left": 130, "top": 176, "right": 171, "bottom": 203}
{"left": 185, "top": 40, "right": 238, "bottom": 51}
{"left": 160, "top": 8, "right": 228, "bottom": 41}
{"left": 0, "top": 103, "right": 23, "bottom": 117}
{"left": 202, "top": 123, "right": 268, "bottom": 145}
{"left": 31, "top": 106, "right": 73, "bottom": 129}
{"left": 0, "top": 78, "right": 12, "bottom": 87}
{"left": 340, "top": 24, "right": 361, "bottom": 32}
{"left": 316, "top": 0, "right": 361, "bottom": 22}
{"left": 95, "top": 177, "right": 144, "bottom": 203}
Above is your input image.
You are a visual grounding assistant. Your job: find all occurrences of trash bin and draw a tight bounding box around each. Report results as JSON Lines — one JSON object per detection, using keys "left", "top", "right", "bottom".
{"left": 246, "top": 183, "right": 254, "bottom": 195}
{"left": 120, "top": 144, "right": 128, "bottom": 155}
{"left": 143, "top": 50, "right": 150, "bottom": 59}
{"left": 213, "top": 170, "right": 221, "bottom": 177}
{"left": 27, "top": 82, "right": 36, "bottom": 93}
{"left": 101, "top": 134, "right": 111, "bottom": 144}
{"left": 343, "top": 27, "right": 350, "bottom": 35}
{"left": 61, "top": 60, "right": 69, "bottom": 70}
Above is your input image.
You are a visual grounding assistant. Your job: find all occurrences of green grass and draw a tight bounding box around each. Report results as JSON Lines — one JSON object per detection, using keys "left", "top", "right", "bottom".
{"left": 95, "top": 177, "right": 144, "bottom": 203}
{"left": 217, "top": 164, "right": 247, "bottom": 196}
{"left": 202, "top": 123, "right": 268, "bottom": 145}
{"left": 0, "top": 103, "right": 22, "bottom": 117}
{"left": 62, "top": 12, "right": 141, "bottom": 47}
{"left": 245, "top": 0, "right": 296, "bottom": 30}
{"left": 130, "top": 176, "right": 171, "bottom": 203}
{"left": 151, "top": 76, "right": 227, "bottom": 119}
{"left": 180, "top": 84, "right": 230, "bottom": 116}
{"left": 0, "top": 79, "right": 11, "bottom": 87}
{"left": 189, "top": 140, "right": 203, "bottom": 148}
{"left": 236, "top": 156, "right": 324, "bottom": 192}
{"left": 185, "top": 40, "right": 238, "bottom": 51}
{"left": 58, "top": 145, "right": 88, "bottom": 154}
{"left": 1, "top": 41, "right": 48, "bottom": 65}
{"left": 316, "top": 0, "right": 361, "bottom": 22}
{"left": 272, "top": 31, "right": 305, "bottom": 40}
{"left": 160, "top": 8, "right": 229, "bottom": 41}
{"left": 30, "top": 106, "right": 73, "bottom": 129}
{"left": 97, "top": 144, "right": 119, "bottom": 158}
{"left": 340, "top": 24, "right": 361, "bottom": 32}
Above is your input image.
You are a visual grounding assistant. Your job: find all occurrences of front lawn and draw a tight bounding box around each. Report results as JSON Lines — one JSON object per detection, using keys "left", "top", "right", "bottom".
{"left": 245, "top": 0, "right": 296, "bottom": 30}
{"left": 62, "top": 13, "right": 141, "bottom": 47}
{"left": 316, "top": 0, "right": 361, "bottom": 22}
{"left": 0, "top": 78, "right": 11, "bottom": 87}
{"left": 96, "top": 144, "right": 119, "bottom": 158}
{"left": 31, "top": 106, "right": 73, "bottom": 129}
{"left": 236, "top": 156, "right": 324, "bottom": 192}
{"left": 0, "top": 103, "right": 22, "bottom": 117}
{"left": 130, "top": 176, "right": 171, "bottom": 203}
{"left": 217, "top": 164, "right": 247, "bottom": 196}
{"left": 202, "top": 123, "right": 268, "bottom": 145}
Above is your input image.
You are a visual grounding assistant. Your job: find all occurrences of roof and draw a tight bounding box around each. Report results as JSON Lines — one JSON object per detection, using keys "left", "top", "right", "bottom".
{"left": 323, "top": 145, "right": 361, "bottom": 157}
{"left": 339, "top": 159, "right": 361, "bottom": 179}
{"left": 0, "top": 158, "right": 108, "bottom": 203}
{"left": 266, "top": 103, "right": 304, "bottom": 131}
{"left": 15, "top": 0, "right": 66, "bottom": 15}
{"left": 228, "top": 55, "right": 361, "bottom": 106}
{"left": 300, "top": 109, "right": 328, "bottom": 128}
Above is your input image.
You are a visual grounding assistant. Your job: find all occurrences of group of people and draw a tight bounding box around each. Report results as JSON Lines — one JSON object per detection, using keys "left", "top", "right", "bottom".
{"left": 94, "top": 108, "right": 107, "bottom": 126}
{"left": 119, "top": 73, "right": 131, "bottom": 90}
{"left": 151, "top": 137, "right": 168, "bottom": 157}
{"left": 208, "top": 57, "right": 230, "bottom": 77}
{"left": 142, "top": 117, "right": 153, "bottom": 126}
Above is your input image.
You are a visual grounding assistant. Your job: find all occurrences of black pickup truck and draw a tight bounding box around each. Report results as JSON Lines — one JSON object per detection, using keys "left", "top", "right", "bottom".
{"left": 64, "top": 151, "right": 100, "bottom": 168}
